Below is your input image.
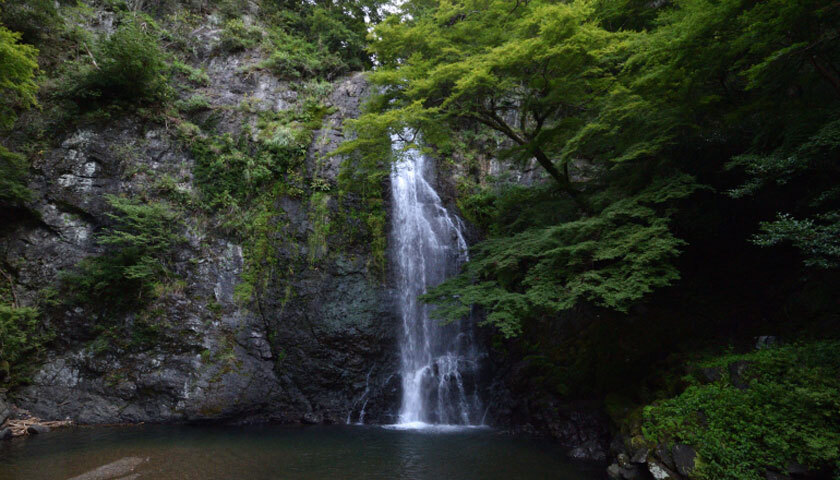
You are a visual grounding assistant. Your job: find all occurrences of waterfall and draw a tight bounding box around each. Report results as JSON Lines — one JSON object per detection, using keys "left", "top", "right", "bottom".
{"left": 390, "top": 134, "right": 484, "bottom": 427}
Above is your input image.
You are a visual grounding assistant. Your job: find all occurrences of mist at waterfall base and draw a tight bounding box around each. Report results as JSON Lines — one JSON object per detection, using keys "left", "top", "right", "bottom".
{"left": 389, "top": 135, "right": 485, "bottom": 429}
{"left": 0, "top": 425, "right": 602, "bottom": 480}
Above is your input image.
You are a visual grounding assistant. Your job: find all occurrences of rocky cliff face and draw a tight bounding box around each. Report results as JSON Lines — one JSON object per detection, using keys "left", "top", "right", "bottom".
{"left": 0, "top": 6, "right": 397, "bottom": 425}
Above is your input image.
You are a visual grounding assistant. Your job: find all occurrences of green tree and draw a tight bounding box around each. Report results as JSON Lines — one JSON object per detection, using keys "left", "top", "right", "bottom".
{"left": 61, "top": 196, "right": 183, "bottom": 312}
{"left": 0, "top": 22, "right": 38, "bottom": 206}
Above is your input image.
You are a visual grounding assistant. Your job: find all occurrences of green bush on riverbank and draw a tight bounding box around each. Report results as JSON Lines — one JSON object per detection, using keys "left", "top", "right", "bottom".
{"left": 642, "top": 341, "right": 840, "bottom": 480}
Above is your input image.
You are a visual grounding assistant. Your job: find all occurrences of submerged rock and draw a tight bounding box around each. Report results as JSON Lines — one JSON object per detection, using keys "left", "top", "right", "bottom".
{"left": 66, "top": 457, "right": 147, "bottom": 480}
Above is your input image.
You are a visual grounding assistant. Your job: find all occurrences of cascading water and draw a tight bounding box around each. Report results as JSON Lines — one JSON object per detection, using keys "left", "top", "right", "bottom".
{"left": 390, "top": 134, "right": 484, "bottom": 427}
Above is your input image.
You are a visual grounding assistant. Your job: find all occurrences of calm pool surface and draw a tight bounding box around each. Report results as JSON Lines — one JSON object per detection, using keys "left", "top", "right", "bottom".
{"left": 0, "top": 424, "right": 603, "bottom": 480}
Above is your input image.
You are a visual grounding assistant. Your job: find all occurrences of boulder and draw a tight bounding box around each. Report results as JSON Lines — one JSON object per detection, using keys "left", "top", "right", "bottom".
{"left": 672, "top": 444, "right": 697, "bottom": 477}
{"left": 617, "top": 453, "right": 631, "bottom": 468}
{"left": 607, "top": 463, "right": 622, "bottom": 480}
{"left": 728, "top": 360, "right": 753, "bottom": 390}
{"left": 755, "top": 336, "right": 778, "bottom": 350}
{"left": 656, "top": 444, "right": 676, "bottom": 470}
{"left": 610, "top": 434, "right": 627, "bottom": 456}
{"left": 765, "top": 471, "right": 791, "bottom": 480}
{"left": 620, "top": 464, "right": 643, "bottom": 480}
{"left": 0, "top": 428, "right": 11, "bottom": 440}
{"left": 568, "top": 439, "right": 607, "bottom": 462}
{"left": 0, "top": 396, "right": 10, "bottom": 425}
{"left": 301, "top": 412, "right": 323, "bottom": 424}
{"left": 699, "top": 367, "right": 722, "bottom": 383}
{"left": 786, "top": 462, "right": 808, "bottom": 476}
{"left": 27, "top": 424, "right": 50, "bottom": 434}
{"left": 648, "top": 459, "right": 683, "bottom": 480}
{"left": 631, "top": 448, "right": 649, "bottom": 464}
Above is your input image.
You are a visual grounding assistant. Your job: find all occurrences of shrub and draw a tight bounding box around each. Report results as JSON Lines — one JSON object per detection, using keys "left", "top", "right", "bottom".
{"left": 259, "top": 29, "right": 344, "bottom": 80}
{"left": 59, "top": 18, "right": 171, "bottom": 107}
{"left": 0, "top": 146, "right": 32, "bottom": 205}
{"left": 642, "top": 342, "right": 840, "bottom": 480}
{"left": 0, "top": 304, "right": 49, "bottom": 385}
{"left": 61, "top": 195, "right": 183, "bottom": 312}
{"left": 219, "top": 18, "right": 263, "bottom": 52}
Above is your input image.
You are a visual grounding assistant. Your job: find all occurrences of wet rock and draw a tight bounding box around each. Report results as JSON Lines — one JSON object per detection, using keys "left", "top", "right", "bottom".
{"left": 607, "top": 463, "right": 622, "bottom": 479}
{"left": 0, "top": 428, "right": 11, "bottom": 440}
{"left": 728, "top": 360, "right": 753, "bottom": 390}
{"left": 786, "top": 462, "right": 808, "bottom": 476}
{"left": 610, "top": 434, "right": 627, "bottom": 456}
{"left": 302, "top": 412, "right": 323, "bottom": 424}
{"left": 672, "top": 444, "right": 696, "bottom": 477}
{"left": 620, "top": 464, "right": 643, "bottom": 480}
{"left": 631, "top": 448, "right": 649, "bottom": 464}
{"left": 568, "top": 439, "right": 607, "bottom": 462}
{"left": 27, "top": 424, "right": 50, "bottom": 434}
{"left": 699, "top": 367, "right": 722, "bottom": 383}
{"left": 648, "top": 459, "right": 682, "bottom": 480}
{"left": 755, "top": 336, "right": 778, "bottom": 350}
{"left": 0, "top": 396, "right": 10, "bottom": 425}
{"left": 655, "top": 444, "right": 677, "bottom": 471}
{"left": 617, "top": 453, "right": 631, "bottom": 468}
{"left": 66, "top": 457, "right": 147, "bottom": 480}
{"left": 766, "top": 471, "right": 791, "bottom": 480}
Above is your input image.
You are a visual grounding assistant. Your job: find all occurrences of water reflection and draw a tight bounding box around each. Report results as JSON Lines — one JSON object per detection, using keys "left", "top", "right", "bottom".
{"left": 0, "top": 425, "right": 602, "bottom": 480}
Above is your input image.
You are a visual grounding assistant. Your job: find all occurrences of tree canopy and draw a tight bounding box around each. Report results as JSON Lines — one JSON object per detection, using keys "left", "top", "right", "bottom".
{"left": 340, "top": 0, "right": 840, "bottom": 336}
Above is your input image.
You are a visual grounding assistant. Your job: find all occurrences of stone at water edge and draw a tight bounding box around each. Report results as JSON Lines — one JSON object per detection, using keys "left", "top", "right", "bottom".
{"left": 765, "top": 471, "right": 792, "bottom": 480}
{"left": 631, "top": 448, "right": 649, "bottom": 464}
{"left": 728, "top": 360, "right": 753, "bottom": 390}
{"left": 648, "top": 459, "right": 682, "bottom": 480}
{"left": 302, "top": 412, "right": 323, "bottom": 424}
{"left": 65, "top": 457, "right": 148, "bottom": 480}
{"left": 672, "top": 444, "right": 697, "bottom": 477}
{"left": 27, "top": 424, "right": 50, "bottom": 434}
{"left": 655, "top": 444, "right": 677, "bottom": 470}
{"left": 0, "top": 396, "right": 10, "bottom": 425}
{"left": 0, "top": 428, "right": 11, "bottom": 440}
{"left": 607, "top": 463, "right": 622, "bottom": 479}
{"left": 567, "top": 439, "right": 607, "bottom": 462}
{"left": 620, "top": 464, "right": 644, "bottom": 480}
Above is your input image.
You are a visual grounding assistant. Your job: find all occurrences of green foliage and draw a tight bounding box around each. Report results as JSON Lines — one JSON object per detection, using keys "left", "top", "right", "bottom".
{"left": 753, "top": 213, "right": 840, "bottom": 269}
{"left": 0, "top": 0, "right": 62, "bottom": 46}
{"left": 332, "top": 109, "right": 392, "bottom": 274}
{"left": 0, "top": 23, "right": 38, "bottom": 207}
{"left": 61, "top": 195, "right": 183, "bottom": 312}
{"left": 219, "top": 18, "right": 263, "bottom": 52}
{"left": 347, "top": 0, "right": 840, "bottom": 336}
{"left": 0, "top": 24, "right": 38, "bottom": 129}
{"left": 643, "top": 342, "right": 840, "bottom": 480}
{"left": 425, "top": 175, "right": 697, "bottom": 337}
{"left": 259, "top": 27, "right": 345, "bottom": 80}
{"left": 0, "top": 145, "right": 31, "bottom": 205}
{"left": 175, "top": 93, "right": 211, "bottom": 113}
{"left": 259, "top": 0, "right": 384, "bottom": 77}
{"left": 171, "top": 60, "right": 210, "bottom": 86}
{"left": 59, "top": 16, "right": 171, "bottom": 107}
{"left": 0, "top": 304, "right": 45, "bottom": 384}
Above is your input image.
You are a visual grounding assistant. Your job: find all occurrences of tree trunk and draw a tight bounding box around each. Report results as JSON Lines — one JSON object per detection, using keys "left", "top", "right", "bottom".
{"left": 532, "top": 148, "right": 590, "bottom": 214}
